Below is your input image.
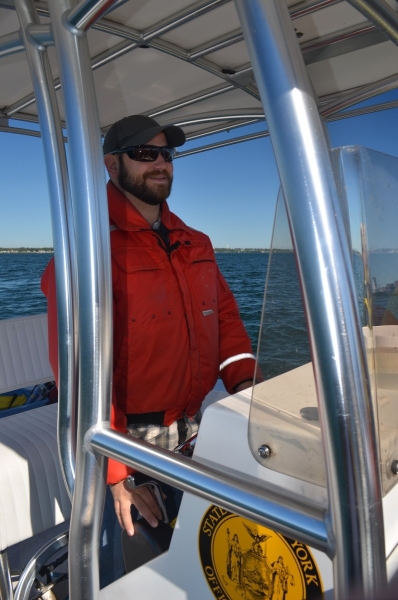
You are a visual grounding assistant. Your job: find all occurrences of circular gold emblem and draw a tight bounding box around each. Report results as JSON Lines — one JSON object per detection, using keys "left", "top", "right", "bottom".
{"left": 199, "top": 505, "right": 324, "bottom": 599}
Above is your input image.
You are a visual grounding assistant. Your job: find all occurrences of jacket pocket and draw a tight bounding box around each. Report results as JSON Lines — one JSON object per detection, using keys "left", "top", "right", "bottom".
{"left": 113, "top": 246, "right": 162, "bottom": 273}
{"left": 113, "top": 247, "right": 175, "bottom": 328}
{"left": 187, "top": 256, "right": 218, "bottom": 315}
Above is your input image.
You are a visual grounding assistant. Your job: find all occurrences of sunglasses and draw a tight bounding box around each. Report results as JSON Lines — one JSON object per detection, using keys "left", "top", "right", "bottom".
{"left": 113, "top": 145, "right": 176, "bottom": 163}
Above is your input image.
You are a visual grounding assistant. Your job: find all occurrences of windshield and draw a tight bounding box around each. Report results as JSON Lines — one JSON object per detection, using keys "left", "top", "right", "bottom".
{"left": 249, "top": 146, "right": 398, "bottom": 496}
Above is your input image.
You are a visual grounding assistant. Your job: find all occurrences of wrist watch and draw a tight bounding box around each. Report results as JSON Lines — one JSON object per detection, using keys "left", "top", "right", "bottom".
{"left": 125, "top": 475, "right": 137, "bottom": 490}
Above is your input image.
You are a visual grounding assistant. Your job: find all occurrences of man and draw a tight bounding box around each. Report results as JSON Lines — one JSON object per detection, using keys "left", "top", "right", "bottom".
{"left": 42, "top": 115, "right": 261, "bottom": 581}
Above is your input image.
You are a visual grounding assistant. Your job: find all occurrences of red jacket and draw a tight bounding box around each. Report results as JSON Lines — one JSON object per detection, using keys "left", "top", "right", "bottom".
{"left": 42, "top": 182, "right": 260, "bottom": 483}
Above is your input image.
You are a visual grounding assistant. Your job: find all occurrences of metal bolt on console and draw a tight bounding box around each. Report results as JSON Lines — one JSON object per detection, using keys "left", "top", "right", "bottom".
{"left": 258, "top": 445, "right": 271, "bottom": 458}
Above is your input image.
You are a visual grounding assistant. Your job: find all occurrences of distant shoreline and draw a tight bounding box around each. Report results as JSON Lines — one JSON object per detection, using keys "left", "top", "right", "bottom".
{"left": 214, "top": 248, "right": 291, "bottom": 253}
{"left": 0, "top": 248, "right": 53, "bottom": 253}
{"left": 0, "top": 247, "right": 293, "bottom": 254}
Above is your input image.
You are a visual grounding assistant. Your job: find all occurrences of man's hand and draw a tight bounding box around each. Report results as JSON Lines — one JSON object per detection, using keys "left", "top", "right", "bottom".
{"left": 110, "top": 480, "right": 163, "bottom": 536}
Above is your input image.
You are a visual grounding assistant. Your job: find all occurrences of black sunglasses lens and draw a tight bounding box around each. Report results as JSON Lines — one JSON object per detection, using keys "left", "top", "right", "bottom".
{"left": 126, "top": 147, "right": 158, "bottom": 161}
{"left": 125, "top": 146, "right": 175, "bottom": 162}
{"left": 162, "top": 147, "right": 175, "bottom": 162}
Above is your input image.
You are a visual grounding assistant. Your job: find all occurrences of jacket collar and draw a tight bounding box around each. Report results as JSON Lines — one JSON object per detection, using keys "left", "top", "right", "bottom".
{"left": 107, "top": 180, "right": 187, "bottom": 232}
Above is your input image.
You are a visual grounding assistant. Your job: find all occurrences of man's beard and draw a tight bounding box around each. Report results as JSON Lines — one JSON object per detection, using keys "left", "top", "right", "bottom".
{"left": 117, "top": 157, "right": 172, "bottom": 206}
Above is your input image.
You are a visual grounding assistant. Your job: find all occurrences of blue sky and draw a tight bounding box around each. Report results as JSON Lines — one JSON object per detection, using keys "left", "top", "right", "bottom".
{"left": 1, "top": 90, "right": 398, "bottom": 249}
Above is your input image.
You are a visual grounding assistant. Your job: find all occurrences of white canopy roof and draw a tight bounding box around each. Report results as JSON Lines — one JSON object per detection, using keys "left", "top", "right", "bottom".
{"left": 1, "top": 0, "right": 398, "bottom": 141}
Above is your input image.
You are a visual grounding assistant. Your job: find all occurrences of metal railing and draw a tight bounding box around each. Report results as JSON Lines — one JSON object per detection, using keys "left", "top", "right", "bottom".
{"left": 14, "top": 0, "right": 77, "bottom": 499}
{"left": 90, "top": 427, "right": 329, "bottom": 552}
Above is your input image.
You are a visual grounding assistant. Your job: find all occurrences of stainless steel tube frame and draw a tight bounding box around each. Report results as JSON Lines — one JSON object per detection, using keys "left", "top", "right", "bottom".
{"left": 14, "top": 0, "right": 76, "bottom": 499}
{"left": 233, "top": 0, "right": 386, "bottom": 598}
{"left": 0, "top": 31, "right": 24, "bottom": 57}
{"left": 90, "top": 427, "right": 329, "bottom": 554}
{"left": 0, "top": 550, "right": 13, "bottom": 600}
{"left": 321, "top": 71, "right": 398, "bottom": 119}
{"left": 46, "top": 0, "right": 115, "bottom": 598}
{"left": 346, "top": 0, "right": 398, "bottom": 46}
{"left": 14, "top": 532, "right": 69, "bottom": 600}
{"left": 67, "top": 0, "right": 120, "bottom": 31}
{"left": 26, "top": 24, "right": 53, "bottom": 48}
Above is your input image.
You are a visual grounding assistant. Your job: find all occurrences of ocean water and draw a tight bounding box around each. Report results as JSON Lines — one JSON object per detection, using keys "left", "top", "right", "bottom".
{"left": 215, "top": 252, "right": 311, "bottom": 379}
{"left": 0, "top": 253, "right": 53, "bottom": 320}
{"left": 0, "top": 251, "right": 312, "bottom": 380}
{"left": 215, "top": 252, "right": 268, "bottom": 355}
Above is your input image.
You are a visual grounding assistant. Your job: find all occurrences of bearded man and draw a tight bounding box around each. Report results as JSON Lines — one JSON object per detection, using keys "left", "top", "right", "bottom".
{"left": 42, "top": 115, "right": 261, "bottom": 586}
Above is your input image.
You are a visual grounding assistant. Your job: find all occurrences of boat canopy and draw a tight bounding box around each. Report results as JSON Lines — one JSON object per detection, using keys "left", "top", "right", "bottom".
{"left": 1, "top": 0, "right": 398, "bottom": 146}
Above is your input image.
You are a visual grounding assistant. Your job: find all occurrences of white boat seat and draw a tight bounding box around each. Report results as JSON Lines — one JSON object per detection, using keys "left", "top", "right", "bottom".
{"left": 0, "top": 404, "right": 71, "bottom": 551}
{"left": 0, "top": 314, "right": 54, "bottom": 395}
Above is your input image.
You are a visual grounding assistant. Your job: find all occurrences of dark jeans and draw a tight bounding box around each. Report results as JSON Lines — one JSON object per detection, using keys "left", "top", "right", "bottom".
{"left": 99, "top": 479, "right": 183, "bottom": 589}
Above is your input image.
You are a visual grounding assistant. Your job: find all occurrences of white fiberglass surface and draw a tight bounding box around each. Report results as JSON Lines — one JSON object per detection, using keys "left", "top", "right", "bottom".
{"left": 249, "top": 146, "right": 398, "bottom": 496}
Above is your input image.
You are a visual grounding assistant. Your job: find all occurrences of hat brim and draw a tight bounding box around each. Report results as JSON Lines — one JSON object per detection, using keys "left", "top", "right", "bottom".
{"left": 119, "top": 124, "right": 185, "bottom": 149}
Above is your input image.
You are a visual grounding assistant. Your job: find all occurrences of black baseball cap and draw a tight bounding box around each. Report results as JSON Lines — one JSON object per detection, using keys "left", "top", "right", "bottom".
{"left": 103, "top": 115, "right": 186, "bottom": 154}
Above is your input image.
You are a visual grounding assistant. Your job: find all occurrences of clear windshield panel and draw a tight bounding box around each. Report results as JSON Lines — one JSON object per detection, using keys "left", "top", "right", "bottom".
{"left": 339, "top": 147, "right": 398, "bottom": 495}
{"left": 249, "top": 146, "right": 398, "bottom": 496}
{"left": 249, "top": 189, "right": 327, "bottom": 488}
